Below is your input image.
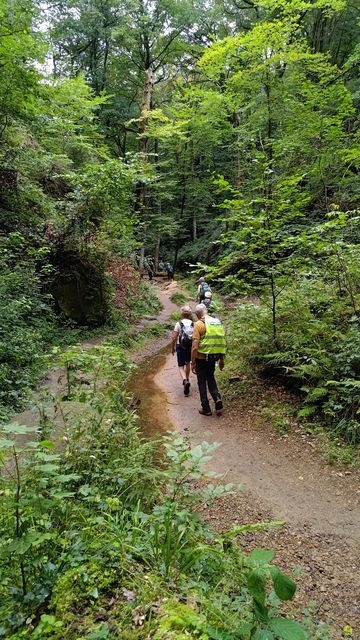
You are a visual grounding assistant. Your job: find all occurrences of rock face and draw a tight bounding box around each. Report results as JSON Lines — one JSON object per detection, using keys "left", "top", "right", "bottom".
{"left": 51, "top": 249, "right": 108, "bottom": 326}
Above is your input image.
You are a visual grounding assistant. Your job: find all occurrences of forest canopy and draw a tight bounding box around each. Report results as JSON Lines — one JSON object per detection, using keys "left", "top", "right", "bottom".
{"left": 0, "top": 0, "right": 359, "bottom": 431}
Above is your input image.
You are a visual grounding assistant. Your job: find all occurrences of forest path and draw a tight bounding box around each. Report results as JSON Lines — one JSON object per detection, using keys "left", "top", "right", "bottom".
{"left": 131, "top": 282, "right": 360, "bottom": 636}
{"left": 9, "top": 280, "right": 360, "bottom": 633}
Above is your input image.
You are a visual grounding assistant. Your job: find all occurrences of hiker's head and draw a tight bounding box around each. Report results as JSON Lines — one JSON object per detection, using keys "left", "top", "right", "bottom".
{"left": 198, "top": 276, "right": 205, "bottom": 283}
{"left": 181, "top": 305, "right": 192, "bottom": 319}
{"left": 195, "top": 303, "right": 207, "bottom": 319}
{"left": 205, "top": 291, "right": 212, "bottom": 299}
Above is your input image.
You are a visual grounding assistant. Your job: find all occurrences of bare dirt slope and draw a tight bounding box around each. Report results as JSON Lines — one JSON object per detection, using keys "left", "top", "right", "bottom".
{"left": 142, "top": 286, "right": 360, "bottom": 637}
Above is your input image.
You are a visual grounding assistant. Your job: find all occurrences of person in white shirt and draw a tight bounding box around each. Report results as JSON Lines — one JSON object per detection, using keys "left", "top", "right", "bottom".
{"left": 171, "top": 305, "right": 194, "bottom": 396}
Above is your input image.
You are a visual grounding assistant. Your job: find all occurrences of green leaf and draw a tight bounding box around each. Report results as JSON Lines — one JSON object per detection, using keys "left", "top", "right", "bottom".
{"left": 253, "top": 631, "right": 275, "bottom": 640}
{"left": 2, "top": 422, "right": 39, "bottom": 435}
{"left": 270, "top": 618, "right": 306, "bottom": 640}
{"left": 249, "top": 549, "right": 275, "bottom": 565}
{"left": 205, "top": 626, "right": 236, "bottom": 640}
{"left": 253, "top": 600, "right": 269, "bottom": 624}
{"left": 37, "top": 463, "right": 60, "bottom": 474}
{"left": 55, "top": 473, "right": 81, "bottom": 483}
{"left": 39, "top": 439, "right": 55, "bottom": 449}
{"left": 2, "top": 531, "right": 53, "bottom": 556}
{"left": 234, "top": 623, "right": 252, "bottom": 636}
{"left": 0, "top": 438, "right": 16, "bottom": 449}
{"left": 248, "top": 568, "right": 266, "bottom": 604}
{"left": 269, "top": 567, "right": 296, "bottom": 601}
{"left": 222, "top": 520, "right": 285, "bottom": 539}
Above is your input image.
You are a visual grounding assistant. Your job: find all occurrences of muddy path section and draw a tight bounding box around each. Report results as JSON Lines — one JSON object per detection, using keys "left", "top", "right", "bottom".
{"left": 128, "top": 280, "right": 195, "bottom": 437}
{"left": 155, "top": 349, "right": 360, "bottom": 634}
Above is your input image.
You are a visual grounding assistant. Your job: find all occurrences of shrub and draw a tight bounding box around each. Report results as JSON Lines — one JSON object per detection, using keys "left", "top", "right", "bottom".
{"left": 227, "top": 276, "right": 360, "bottom": 443}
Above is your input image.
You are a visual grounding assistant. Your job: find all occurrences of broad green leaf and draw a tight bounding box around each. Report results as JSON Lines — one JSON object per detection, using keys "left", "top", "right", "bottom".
{"left": 205, "top": 626, "right": 236, "bottom": 640}
{"left": 269, "top": 567, "right": 296, "bottom": 601}
{"left": 2, "top": 531, "right": 52, "bottom": 556}
{"left": 0, "top": 439, "right": 16, "bottom": 449}
{"left": 55, "top": 474, "right": 81, "bottom": 484}
{"left": 37, "top": 463, "right": 60, "bottom": 474}
{"left": 2, "top": 423, "right": 39, "bottom": 435}
{"left": 270, "top": 618, "right": 306, "bottom": 640}
{"left": 253, "top": 631, "right": 275, "bottom": 640}
{"left": 38, "top": 440, "right": 55, "bottom": 449}
{"left": 248, "top": 568, "right": 266, "bottom": 604}
{"left": 253, "top": 600, "right": 269, "bottom": 624}
{"left": 249, "top": 549, "right": 275, "bottom": 565}
{"left": 234, "top": 623, "right": 252, "bottom": 636}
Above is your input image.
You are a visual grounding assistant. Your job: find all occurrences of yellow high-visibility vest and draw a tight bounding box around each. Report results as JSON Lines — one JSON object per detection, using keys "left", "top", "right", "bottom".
{"left": 198, "top": 316, "right": 226, "bottom": 356}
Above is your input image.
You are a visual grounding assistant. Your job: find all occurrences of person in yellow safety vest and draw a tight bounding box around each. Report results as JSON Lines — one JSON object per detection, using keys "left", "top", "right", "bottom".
{"left": 191, "top": 303, "right": 226, "bottom": 416}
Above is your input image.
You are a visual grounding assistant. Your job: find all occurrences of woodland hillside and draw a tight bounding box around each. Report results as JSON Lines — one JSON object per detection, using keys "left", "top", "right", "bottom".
{"left": 0, "top": 1, "right": 360, "bottom": 638}
{"left": 1, "top": 0, "right": 359, "bottom": 439}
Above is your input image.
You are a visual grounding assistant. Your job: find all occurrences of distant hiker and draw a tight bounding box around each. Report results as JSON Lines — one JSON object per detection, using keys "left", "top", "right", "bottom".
{"left": 197, "top": 276, "right": 211, "bottom": 303}
{"left": 147, "top": 258, "right": 154, "bottom": 280}
{"left": 203, "top": 290, "right": 212, "bottom": 310}
{"left": 172, "top": 305, "right": 194, "bottom": 396}
{"left": 191, "top": 304, "right": 226, "bottom": 416}
{"left": 166, "top": 262, "right": 174, "bottom": 281}
{"left": 159, "top": 260, "right": 165, "bottom": 272}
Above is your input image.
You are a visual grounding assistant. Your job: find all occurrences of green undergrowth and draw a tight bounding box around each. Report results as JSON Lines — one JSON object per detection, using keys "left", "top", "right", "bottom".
{"left": 0, "top": 325, "right": 327, "bottom": 640}
{"left": 221, "top": 302, "right": 360, "bottom": 466}
{"left": 132, "top": 322, "right": 167, "bottom": 347}
{"left": 169, "top": 292, "right": 188, "bottom": 305}
{"left": 0, "top": 280, "right": 160, "bottom": 424}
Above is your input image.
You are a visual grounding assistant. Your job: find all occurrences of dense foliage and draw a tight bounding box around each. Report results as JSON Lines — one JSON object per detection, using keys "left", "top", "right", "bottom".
{"left": 1, "top": 0, "right": 359, "bottom": 437}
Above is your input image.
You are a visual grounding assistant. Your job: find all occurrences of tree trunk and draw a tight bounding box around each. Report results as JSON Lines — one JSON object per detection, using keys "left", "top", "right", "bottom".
{"left": 139, "top": 67, "right": 154, "bottom": 153}
{"left": 154, "top": 234, "right": 161, "bottom": 272}
{"left": 193, "top": 211, "right": 197, "bottom": 241}
{"left": 270, "top": 273, "right": 277, "bottom": 344}
{"left": 139, "top": 246, "right": 145, "bottom": 273}
{"left": 137, "top": 68, "right": 154, "bottom": 270}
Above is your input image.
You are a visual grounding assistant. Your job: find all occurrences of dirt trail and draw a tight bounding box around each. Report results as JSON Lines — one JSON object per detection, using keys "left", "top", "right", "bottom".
{"left": 134, "top": 284, "right": 360, "bottom": 636}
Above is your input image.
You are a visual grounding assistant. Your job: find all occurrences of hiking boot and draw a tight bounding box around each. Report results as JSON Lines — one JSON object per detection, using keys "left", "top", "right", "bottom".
{"left": 199, "top": 408, "right": 212, "bottom": 416}
{"left": 184, "top": 380, "right": 190, "bottom": 396}
{"left": 215, "top": 399, "right": 223, "bottom": 415}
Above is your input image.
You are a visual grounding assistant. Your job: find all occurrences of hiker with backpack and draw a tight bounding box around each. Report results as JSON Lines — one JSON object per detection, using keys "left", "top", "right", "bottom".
{"left": 191, "top": 303, "right": 226, "bottom": 416}
{"left": 171, "top": 305, "right": 194, "bottom": 396}
{"left": 203, "top": 290, "right": 213, "bottom": 310}
{"left": 166, "top": 262, "right": 174, "bottom": 281}
{"left": 197, "top": 277, "right": 211, "bottom": 303}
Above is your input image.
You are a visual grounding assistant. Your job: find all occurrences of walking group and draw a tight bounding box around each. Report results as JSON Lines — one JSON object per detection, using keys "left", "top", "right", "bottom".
{"left": 171, "top": 277, "right": 226, "bottom": 416}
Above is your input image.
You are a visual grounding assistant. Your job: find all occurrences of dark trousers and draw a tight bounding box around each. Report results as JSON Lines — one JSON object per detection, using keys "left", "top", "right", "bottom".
{"left": 196, "top": 358, "right": 221, "bottom": 411}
